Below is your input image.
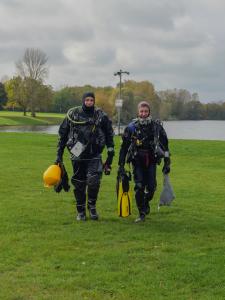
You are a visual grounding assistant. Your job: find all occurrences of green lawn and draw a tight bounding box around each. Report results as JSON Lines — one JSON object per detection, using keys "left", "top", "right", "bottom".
{"left": 0, "top": 133, "right": 225, "bottom": 300}
{"left": 0, "top": 111, "right": 64, "bottom": 125}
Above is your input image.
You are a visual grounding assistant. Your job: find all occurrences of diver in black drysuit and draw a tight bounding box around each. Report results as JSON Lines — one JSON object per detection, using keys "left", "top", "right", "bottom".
{"left": 118, "top": 101, "right": 171, "bottom": 222}
{"left": 55, "top": 92, "right": 114, "bottom": 221}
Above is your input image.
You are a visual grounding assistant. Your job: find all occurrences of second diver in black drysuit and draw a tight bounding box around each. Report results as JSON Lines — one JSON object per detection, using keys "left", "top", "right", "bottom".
{"left": 118, "top": 101, "right": 171, "bottom": 222}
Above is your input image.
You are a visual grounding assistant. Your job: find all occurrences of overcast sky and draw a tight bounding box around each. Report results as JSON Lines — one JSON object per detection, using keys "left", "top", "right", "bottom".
{"left": 0, "top": 0, "right": 225, "bottom": 102}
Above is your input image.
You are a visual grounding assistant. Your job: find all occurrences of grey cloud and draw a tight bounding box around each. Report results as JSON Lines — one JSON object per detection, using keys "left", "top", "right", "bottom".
{"left": 94, "top": 48, "right": 116, "bottom": 65}
{"left": 0, "top": 0, "right": 225, "bottom": 101}
{"left": 93, "top": 0, "right": 185, "bottom": 30}
{"left": 0, "top": 0, "right": 64, "bottom": 14}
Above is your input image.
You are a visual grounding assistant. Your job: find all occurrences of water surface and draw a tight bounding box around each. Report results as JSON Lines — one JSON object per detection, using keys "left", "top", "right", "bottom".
{"left": 0, "top": 121, "right": 225, "bottom": 141}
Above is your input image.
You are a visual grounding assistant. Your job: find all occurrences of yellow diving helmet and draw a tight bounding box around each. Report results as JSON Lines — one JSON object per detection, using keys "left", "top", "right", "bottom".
{"left": 43, "top": 164, "right": 61, "bottom": 187}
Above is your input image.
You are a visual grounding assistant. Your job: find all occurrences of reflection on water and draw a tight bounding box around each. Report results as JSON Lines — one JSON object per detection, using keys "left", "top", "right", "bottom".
{"left": 0, "top": 121, "right": 225, "bottom": 141}
{"left": 163, "top": 120, "right": 225, "bottom": 141}
{"left": 0, "top": 125, "right": 59, "bottom": 134}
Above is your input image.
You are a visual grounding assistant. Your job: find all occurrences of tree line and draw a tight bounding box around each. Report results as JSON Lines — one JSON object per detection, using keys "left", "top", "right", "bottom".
{"left": 1, "top": 48, "right": 225, "bottom": 122}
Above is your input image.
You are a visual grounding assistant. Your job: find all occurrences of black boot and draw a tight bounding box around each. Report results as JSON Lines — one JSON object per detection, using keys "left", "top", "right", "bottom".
{"left": 144, "top": 188, "right": 155, "bottom": 215}
{"left": 76, "top": 203, "right": 86, "bottom": 221}
{"left": 135, "top": 189, "right": 146, "bottom": 222}
{"left": 88, "top": 206, "right": 99, "bottom": 220}
{"left": 73, "top": 187, "right": 86, "bottom": 221}
{"left": 145, "top": 201, "right": 150, "bottom": 215}
{"left": 88, "top": 198, "right": 99, "bottom": 220}
{"left": 135, "top": 212, "right": 145, "bottom": 223}
{"left": 76, "top": 211, "right": 86, "bottom": 221}
{"left": 87, "top": 204, "right": 98, "bottom": 221}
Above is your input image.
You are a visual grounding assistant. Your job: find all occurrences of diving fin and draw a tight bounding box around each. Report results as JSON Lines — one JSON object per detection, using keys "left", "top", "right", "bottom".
{"left": 117, "top": 170, "right": 132, "bottom": 217}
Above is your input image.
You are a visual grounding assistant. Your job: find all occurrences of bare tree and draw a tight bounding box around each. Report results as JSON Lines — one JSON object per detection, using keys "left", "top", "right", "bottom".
{"left": 16, "top": 48, "right": 49, "bottom": 116}
{"left": 16, "top": 48, "right": 48, "bottom": 81}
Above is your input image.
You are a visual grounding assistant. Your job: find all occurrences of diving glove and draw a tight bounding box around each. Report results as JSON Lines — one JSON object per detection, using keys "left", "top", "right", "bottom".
{"left": 105, "top": 149, "right": 115, "bottom": 166}
{"left": 55, "top": 155, "right": 63, "bottom": 164}
{"left": 103, "top": 148, "right": 114, "bottom": 175}
{"left": 54, "top": 162, "right": 70, "bottom": 193}
{"left": 103, "top": 163, "right": 111, "bottom": 175}
{"left": 162, "top": 157, "right": 171, "bottom": 174}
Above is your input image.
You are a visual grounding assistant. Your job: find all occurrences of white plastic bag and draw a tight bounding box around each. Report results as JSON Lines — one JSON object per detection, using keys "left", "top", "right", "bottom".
{"left": 158, "top": 174, "right": 175, "bottom": 208}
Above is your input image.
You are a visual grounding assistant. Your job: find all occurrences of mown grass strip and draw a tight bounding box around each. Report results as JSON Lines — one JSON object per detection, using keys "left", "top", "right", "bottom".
{"left": 0, "top": 133, "right": 225, "bottom": 299}
{"left": 0, "top": 111, "right": 64, "bottom": 126}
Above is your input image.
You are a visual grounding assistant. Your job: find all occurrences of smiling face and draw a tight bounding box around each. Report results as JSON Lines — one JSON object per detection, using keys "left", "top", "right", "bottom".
{"left": 84, "top": 97, "right": 95, "bottom": 107}
{"left": 138, "top": 105, "right": 150, "bottom": 118}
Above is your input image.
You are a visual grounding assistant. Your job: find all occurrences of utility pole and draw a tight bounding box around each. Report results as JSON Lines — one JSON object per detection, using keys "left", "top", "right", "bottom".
{"left": 114, "top": 69, "right": 130, "bottom": 135}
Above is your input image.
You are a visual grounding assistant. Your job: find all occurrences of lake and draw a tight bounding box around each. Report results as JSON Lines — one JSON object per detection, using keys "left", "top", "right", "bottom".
{"left": 0, "top": 120, "right": 225, "bottom": 141}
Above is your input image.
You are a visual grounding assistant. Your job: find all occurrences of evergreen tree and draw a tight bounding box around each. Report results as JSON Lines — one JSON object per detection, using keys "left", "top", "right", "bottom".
{"left": 0, "top": 82, "right": 8, "bottom": 110}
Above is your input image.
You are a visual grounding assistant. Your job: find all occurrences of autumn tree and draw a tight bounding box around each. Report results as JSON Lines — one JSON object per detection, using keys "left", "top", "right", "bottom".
{"left": 118, "top": 80, "right": 160, "bottom": 121}
{"left": 24, "top": 78, "right": 53, "bottom": 113}
{"left": 5, "top": 77, "right": 28, "bottom": 115}
{"left": 5, "top": 76, "right": 52, "bottom": 115}
{"left": 52, "top": 87, "right": 81, "bottom": 113}
{"left": 95, "top": 87, "right": 114, "bottom": 118}
{"left": 182, "top": 101, "right": 205, "bottom": 120}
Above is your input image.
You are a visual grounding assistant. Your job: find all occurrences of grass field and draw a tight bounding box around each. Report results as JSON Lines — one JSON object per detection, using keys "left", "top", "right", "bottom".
{"left": 0, "top": 133, "right": 225, "bottom": 299}
{"left": 0, "top": 111, "right": 64, "bottom": 126}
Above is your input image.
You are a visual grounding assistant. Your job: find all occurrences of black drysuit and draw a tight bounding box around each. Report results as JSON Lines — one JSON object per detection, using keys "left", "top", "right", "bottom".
{"left": 56, "top": 105, "right": 114, "bottom": 214}
{"left": 119, "top": 118, "right": 170, "bottom": 215}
